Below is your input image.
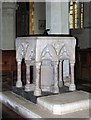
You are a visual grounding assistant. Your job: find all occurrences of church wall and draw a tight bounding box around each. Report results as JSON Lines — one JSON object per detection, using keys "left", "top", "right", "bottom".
{"left": 89, "top": 28, "right": 91, "bottom": 47}
{"left": 1, "top": 50, "right": 27, "bottom": 90}
{"left": 76, "top": 48, "right": 91, "bottom": 82}
{"left": 89, "top": 2, "right": 91, "bottom": 47}
{"left": 71, "top": 28, "right": 90, "bottom": 49}
{"left": 0, "top": 2, "right": 2, "bottom": 49}
{"left": 71, "top": 2, "right": 91, "bottom": 49}
{"left": 0, "top": 3, "right": 16, "bottom": 50}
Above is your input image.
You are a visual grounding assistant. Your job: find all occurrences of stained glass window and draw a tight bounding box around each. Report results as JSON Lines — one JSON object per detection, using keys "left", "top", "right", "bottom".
{"left": 69, "top": 0, "right": 83, "bottom": 29}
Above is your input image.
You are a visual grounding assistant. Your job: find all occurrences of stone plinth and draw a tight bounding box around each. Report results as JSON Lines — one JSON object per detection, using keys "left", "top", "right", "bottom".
{"left": 37, "top": 91, "right": 90, "bottom": 115}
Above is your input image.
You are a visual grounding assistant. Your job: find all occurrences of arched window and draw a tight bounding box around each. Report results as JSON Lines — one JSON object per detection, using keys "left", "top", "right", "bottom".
{"left": 69, "top": 0, "right": 84, "bottom": 29}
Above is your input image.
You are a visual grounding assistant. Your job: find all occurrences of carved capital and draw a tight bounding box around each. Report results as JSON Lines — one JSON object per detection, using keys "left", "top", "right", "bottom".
{"left": 70, "top": 60, "right": 75, "bottom": 64}
{"left": 36, "top": 62, "right": 41, "bottom": 68}
{"left": 59, "top": 60, "right": 63, "bottom": 63}
{"left": 53, "top": 61, "right": 59, "bottom": 66}
{"left": 16, "top": 59, "right": 22, "bottom": 63}
{"left": 25, "top": 60, "right": 31, "bottom": 65}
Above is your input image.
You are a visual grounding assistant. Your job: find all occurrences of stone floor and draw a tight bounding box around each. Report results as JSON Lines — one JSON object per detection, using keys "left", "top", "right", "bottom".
{"left": 1, "top": 102, "right": 26, "bottom": 120}
{"left": 1, "top": 74, "right": 91, "bottom": 119}
{"left": 0, "top": 91, "right": 91, "bottom": 119}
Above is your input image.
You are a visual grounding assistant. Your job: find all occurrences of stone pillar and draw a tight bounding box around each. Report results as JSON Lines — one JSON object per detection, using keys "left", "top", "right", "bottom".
{"left": 59, "top": 60, "right": 63, "bottom": 87}
{"left": 69, "top": 61, "right": 76, "bottom": 91}
{"left": 46, "top": 0, "right": 70, "bottom": 82}
{"left": 16, "top": 60, "right": 22, "bottom": 88}
{"left": 53, "top": 61, "right": 59, "bottom": 93}
{"left": 63, "top": 60, "right": 70, "bottom": 79}
{"left": 25, "top": 63, "right": 31, "bottom": 91}
{"left": 46, "top": 0, "right": 69, "bottom": 34}
{"left": 34, "top": 62, "right": 41, "bottom": 96}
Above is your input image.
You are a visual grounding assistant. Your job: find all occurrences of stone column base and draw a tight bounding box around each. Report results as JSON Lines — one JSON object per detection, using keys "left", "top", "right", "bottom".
{"left": 34, "top": 88, "right": 41, "bottom": 96}
{"left": 53, "top": 86, "right": 59, "bottom": 93}
{"left": 16, "top": 81, "right": 22, "bottom": 88}
{"left": 25, "top": 84, "right": 31, "bottom": 92}
{"left": 69, "top": 84, "right": 76, "bottom": 91}
{"left": 59, "top": 81, "right": 63, "bottom": 87}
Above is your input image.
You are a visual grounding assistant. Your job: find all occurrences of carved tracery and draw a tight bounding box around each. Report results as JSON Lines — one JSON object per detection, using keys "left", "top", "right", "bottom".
{"left": 59, "top": 45, "right": 70, "bottom": 60}
{"left": 41, "top": 44, "right": 57, "bottom": 61}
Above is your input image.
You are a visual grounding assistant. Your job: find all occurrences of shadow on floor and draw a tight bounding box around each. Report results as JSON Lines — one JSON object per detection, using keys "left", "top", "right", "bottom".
{"left": 1, "top": 103, "right": 27, "bottom": 120}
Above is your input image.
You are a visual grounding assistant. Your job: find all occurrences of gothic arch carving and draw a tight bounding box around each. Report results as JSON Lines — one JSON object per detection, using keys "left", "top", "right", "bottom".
{"left": 16, "top": 44, "right": 25, "bottom": 61}
{"left": 41, "top": 44, "right": 58, "bottom": 61}
{"left": 59, "top": 45, "right": 70, "bottom": 60}
{"left": 25, "top": 45, "right": 35, "bottom": 61}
